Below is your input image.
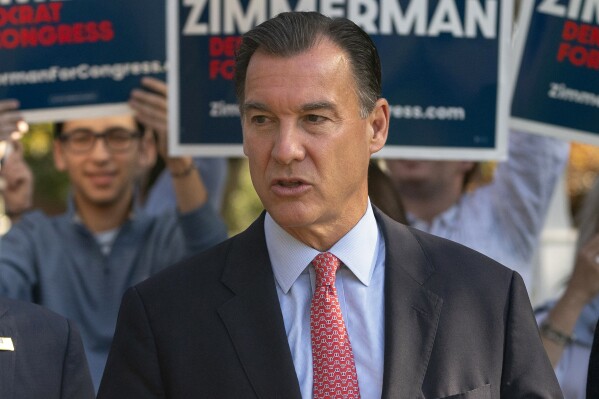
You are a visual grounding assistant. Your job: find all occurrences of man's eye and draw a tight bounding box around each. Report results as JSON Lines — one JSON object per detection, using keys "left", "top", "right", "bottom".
{"left": 71, "top": 132, "right": 93, "bottom": 144}
{"left": 252, "top": 115, "right": 268, "bottom": 124}
{"left": 305, "top": 114, "right": 325, "bottom": 123}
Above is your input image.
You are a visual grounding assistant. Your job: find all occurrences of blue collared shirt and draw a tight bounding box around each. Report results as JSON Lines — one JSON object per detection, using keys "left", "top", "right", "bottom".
{"left": 265, "top": 200, "right": 385, "bottom": 399}
{"left": 0, "top": 200, "right": 228, "bottom": 391}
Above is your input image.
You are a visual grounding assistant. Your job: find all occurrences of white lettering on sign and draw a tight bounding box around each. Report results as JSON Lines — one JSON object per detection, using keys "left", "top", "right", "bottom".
{"left": 182, "top": 0, "right": 498, "bottom": 38}
{"left": 537, "top": 0, "right": 599, "bottom": 24}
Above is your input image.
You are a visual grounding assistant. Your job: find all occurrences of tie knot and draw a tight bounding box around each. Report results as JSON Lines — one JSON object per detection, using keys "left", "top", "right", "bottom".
{"left": 312, "top": 252, "right": 340, "bottom": 287}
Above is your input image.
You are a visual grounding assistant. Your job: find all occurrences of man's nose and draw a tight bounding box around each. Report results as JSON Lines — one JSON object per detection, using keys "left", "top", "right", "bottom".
{"left": 89, "top": 136, "right": 111, "bottom": 160}
{"left": 271, "top": 122, "right": 305, "bottom": 165}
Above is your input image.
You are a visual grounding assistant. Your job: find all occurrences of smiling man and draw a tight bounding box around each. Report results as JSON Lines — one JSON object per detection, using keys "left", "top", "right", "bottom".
{"left": 0, "top": 78, "right": 228, "bottom": 391}
{"left": 98, "top": 12, "right": 561, "bottom": 398}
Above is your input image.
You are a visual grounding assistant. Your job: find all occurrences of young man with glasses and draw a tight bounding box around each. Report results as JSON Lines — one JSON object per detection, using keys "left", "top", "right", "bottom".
{"left": 0, "top": 77, "right": 228, "bottom": 391}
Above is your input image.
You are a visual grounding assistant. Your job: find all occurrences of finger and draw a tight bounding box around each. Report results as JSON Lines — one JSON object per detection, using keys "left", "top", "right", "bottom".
{"left": 132, "top": 110, "right": 167, "bottom": 135}
{"left": 0, "top": 125, "right": 17, "bottom": 140}
{"left": 129, "top": 98, "right": 167, "bottom": 127}
{"left": 135, "top": 112, "right": 166, "bottom": 130}
{"left": 129, "top": 89, "right": 167, "bottom": 112}
{"left": 0, "top": 111, "right": 23, "bottom": 129}
{"left": 0, "top": 99, "right": 19, "bottom": 113}
{"left": 140, "top": 77, "right": 167, "bottom": 97}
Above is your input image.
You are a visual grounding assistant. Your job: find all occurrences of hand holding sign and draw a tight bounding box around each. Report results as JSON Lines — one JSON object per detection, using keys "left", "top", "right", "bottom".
{"left": 0, "top": 140, "right": 33, "bottom": 221}
{"left": 0, "top": 99, "right": 23, "bottom": 142}
{"left": 129, "top": 77, "right": 169, "bottom": 160}
{"left": 129, "top": 77, "right": 204, "bottom": 212}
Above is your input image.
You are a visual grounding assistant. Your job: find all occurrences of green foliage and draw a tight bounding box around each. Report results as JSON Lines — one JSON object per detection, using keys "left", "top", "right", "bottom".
{"left": 221, "top": 159, "right": 263, "bottom": 236}
{"left": 22, "top": 123, "right": 69, "bottom": 215}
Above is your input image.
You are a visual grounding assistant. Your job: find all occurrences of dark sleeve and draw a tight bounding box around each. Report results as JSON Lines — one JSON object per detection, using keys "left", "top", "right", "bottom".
{"left": 0, "top": 213, "right": 41, "bottom": 301}
{"left": 97, "top": 287, "right": 165, "bottom": 399}
{"left": 61, "top": 320, "right": 95, "bottom": 399}
{"left": 587, "top": 319, "right": 599, "bottom": 399}
{"left": 500, "top": 272, "right": 564, "bottom": 398}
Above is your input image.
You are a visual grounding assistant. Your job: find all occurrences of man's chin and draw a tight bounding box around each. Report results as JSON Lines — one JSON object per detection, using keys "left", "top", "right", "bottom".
{"left": 266, "top": 204, "right": 315, "bottom": 229}
{"left": 79, "top": 190, "right": 123, "bottom": 208}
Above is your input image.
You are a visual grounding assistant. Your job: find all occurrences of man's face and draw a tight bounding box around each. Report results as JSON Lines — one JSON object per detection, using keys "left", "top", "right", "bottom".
{"left": 242, "top": 39, "right": 388, "bottom": 246}
{"left": 54, "top": 115, "right": 150, "bottom": 209}
{"left": 386, "top": 160, "right": 474, "bottom": 199}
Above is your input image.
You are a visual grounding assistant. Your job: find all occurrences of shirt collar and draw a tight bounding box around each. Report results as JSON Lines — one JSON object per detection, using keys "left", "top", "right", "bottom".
{"left": 265, "top": 200, "right": 380, "bottom": 294}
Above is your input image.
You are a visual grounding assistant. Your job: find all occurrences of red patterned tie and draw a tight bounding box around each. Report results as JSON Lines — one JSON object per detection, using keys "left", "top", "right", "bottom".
{"left": 310, "top": 252, "right": 360, "bottom": 399}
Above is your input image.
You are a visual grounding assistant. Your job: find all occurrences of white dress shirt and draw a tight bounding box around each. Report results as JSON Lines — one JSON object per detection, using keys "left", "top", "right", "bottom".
{"left": 265, "top": 200, "right": 386, "bottom": 399}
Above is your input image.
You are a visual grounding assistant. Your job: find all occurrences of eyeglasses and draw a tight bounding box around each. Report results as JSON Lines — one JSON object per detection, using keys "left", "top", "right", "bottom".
{"left": 59, "top": 127, "right": 143, "bottom": 153}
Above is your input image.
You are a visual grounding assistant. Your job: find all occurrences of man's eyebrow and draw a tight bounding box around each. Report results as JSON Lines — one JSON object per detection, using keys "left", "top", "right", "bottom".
{"left": 242, "top": 102, "right": 270, "bottom": 113}
{"left": 300, "top": 101, "right": 337, "bottom": 113}
{"left": 241, "top": 101, "right": 339, "bottom": 115}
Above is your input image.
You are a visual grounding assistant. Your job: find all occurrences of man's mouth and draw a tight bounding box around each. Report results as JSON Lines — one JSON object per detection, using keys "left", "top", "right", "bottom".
{"left": 277, "top": 180, "right": 303, "bottom": 188}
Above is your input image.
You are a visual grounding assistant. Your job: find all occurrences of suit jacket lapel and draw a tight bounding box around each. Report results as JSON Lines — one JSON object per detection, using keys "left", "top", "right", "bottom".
{"left": 374, "top": 209, "right": 443, "bottom": 399}
{"left": 217, "top": 209, "right": 442, "bottom": 398}
{"left": 218, "top": 214, "right": 302, "bottom": 399}
{"left": 0, "top": 300, "right": 15, "bottom": 399}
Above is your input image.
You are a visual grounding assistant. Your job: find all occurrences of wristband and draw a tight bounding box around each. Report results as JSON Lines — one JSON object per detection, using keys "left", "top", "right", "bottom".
{"left": 540, "top": 322, "right": 574, "bottom": 346}
{"left": 170, "top": 162, "right": 195, "bottom": 178}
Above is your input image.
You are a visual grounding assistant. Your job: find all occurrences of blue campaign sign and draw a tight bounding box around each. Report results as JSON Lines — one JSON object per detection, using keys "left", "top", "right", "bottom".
{"left": 169, "top": 0, "right": 511, "bottom": 160}
{"left": 0, "top": 0, "right": 166, "bottom": 122}
{"left": 511, "top": 0, "right": 599, "bottom": 145}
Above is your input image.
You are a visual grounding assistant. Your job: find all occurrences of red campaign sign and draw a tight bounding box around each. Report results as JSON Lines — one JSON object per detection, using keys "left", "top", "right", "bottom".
{"left": 208, "top": 36, "right": 241, "bottom": 80}
{"left": 0, "top": 3, "right": 114, "bottom": 49}
{"left": 557, "top": 21, "right": 599, "bottom": 69}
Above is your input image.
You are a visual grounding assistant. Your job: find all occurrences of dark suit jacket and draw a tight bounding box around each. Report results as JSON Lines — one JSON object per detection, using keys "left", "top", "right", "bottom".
{"left": 587, "top": 319, "right": 599, "bottom": 399}
{"left": 0, "top": 297, "right": 94, "bottom": 399}
{"left": 98, "top": 209, "right": 562, "bottom": 398}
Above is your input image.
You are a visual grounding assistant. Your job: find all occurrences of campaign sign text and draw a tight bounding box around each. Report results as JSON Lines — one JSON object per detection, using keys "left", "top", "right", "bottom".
{"left": 170, "top": 0, "right": 511, "bottom": 160}
{"left": 511, "top": 0, "right": 599, "bottom": 145}
{"left": 0, "top": 0, "right": 166, "bottom": 122}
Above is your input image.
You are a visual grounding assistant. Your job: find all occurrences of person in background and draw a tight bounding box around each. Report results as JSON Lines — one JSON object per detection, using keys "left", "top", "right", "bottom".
{"left": 0, "top": 296, "right": 95, "bottom": 398}
{"left": 98, "top": 12, "right": 561, "bottom": 398}
{"left": 536, "top": 176, "right": 599, "bottom": 399}
{"left": 0, "top": 77, "right": 228, "bottom": 391}
{"left": 386, "top": 131, "right": 569, "bottom": 293}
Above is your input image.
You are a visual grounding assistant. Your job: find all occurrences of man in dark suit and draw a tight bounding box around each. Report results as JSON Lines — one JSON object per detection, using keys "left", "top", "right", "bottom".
{"left": 98, "top": 12, "right": 562, "bottom": 398}
{"left": 0, "top": 297, "right": 94, "bottom": 398}
{"left": 588, "top": 320, "right": 599, "bottom": 398}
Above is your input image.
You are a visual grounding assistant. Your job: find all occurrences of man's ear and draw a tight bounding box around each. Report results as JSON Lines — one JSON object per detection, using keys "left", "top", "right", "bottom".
{"left": 368, "top": 98, "right": 390, "bottom": 155}
{"left": 53, "top": 140, "right": 67, "bottom": 171}
{"left": 240, "top": 114, "right": 249, "bottom": 157}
